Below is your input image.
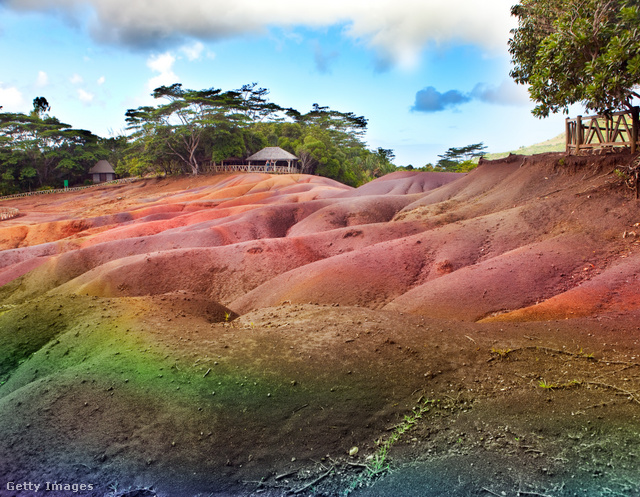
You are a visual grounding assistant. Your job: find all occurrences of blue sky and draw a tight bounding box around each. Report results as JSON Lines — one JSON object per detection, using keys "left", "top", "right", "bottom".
{"left": 0, "top": 0, "right": 580, "bottom": 166}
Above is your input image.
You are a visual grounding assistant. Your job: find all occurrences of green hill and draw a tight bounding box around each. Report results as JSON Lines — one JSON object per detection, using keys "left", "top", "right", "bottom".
{"left": 485, "top": 132, "right": 565, "bottom": 160}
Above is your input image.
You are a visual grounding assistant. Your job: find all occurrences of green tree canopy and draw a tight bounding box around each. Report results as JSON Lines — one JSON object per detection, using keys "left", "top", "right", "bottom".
{"left": 436, "top": 143, "right": 487, "bottom": 171}
{"left": 0, "top": 111, "right": 108, "bottom": 193}
{"left": 125, "top": 83, "right": 282, "bottom": 176}
{"left": 124, "top": 84, "right": 393, "bottom": 186}
{"left": 32, "top": 96, "right": 51, "bottom": 117}
{"left": 509, "top": 0, "right": 640, "bottom": 117}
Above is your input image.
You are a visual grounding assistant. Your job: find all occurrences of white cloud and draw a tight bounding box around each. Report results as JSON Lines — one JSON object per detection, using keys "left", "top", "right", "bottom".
{"left": 78, "top": 88, "right": 94, "bottom": 103}
{"left": 4, "top": 0, "right": 516, "bottom": 68}
{"left": 180, "top": 41, "right": 204, "bottom": 61}
{"left": 147, "top": 52, "right": 176, "bottom": 74}
{"left": 471, "top": 80, "right": 531, "bottom": 106}
{"left": 36, "top": 70, "right": 49, "bottom": 87}
{"left": 345, "top": 1, "right": 514, "bottom": 69}
{"left": 70, "top": 73, "right": 84, "bottom": 84}
{"left": 146, "top": 51, "right": 179, "bottom": 91}
{"left": 97, "top": 76, "right": 106, "bottom": 85}
{"left": 0, "top": 84, "right": 25, "bottom": 111}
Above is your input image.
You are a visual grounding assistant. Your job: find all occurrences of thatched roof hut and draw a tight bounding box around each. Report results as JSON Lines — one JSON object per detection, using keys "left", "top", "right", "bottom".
{"left": 88, "top": 160, "right": 116, "bottom": 183}
{"left": 247, "top": 147, "right": 298, "bottom": 170}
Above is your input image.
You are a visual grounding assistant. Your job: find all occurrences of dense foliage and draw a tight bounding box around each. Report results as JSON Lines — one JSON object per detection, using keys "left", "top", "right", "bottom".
{"left": 122, "top": 84, "right": 395, "bottom": 186}
{"left": 0, "top": 85, "right": 397, "bottom": 194}
{"left": 433, "top": 143, "right": 487, "bottom": 172}
{"left": 509, "top": 0, "right": 640, "bottom": 117}
{"left": 0, "top": 98, "right": 109, "bottom": 195}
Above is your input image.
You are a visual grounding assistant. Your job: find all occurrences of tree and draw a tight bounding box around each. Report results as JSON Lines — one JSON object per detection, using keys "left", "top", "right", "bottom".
{"left": 436, "top": 143, "right": 487, "bottom": 171}
{"left": 0, "top": 112, "right": 70, "bottom": 186}
{"left": 235, "top": 83, "right": 283, "bottom": 122}
{"left": 125, "top": 84, "right": 394, "bottom": 186}
{"left": 32, "top": 97, "right": 51, "bottom": 118}
{"left": 0, "top": 111, "right": 104, "bottom": 191}
{"left": 125, "top": 84, "right": 282, "bottom": 175}
{"left": 285, "top": 104, "right": 372, "bottom": 184}
{"left": 509, "top": 0, "right": 640, "bottom": 117}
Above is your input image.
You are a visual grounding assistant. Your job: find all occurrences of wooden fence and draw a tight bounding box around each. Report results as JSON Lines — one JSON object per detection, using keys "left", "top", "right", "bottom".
{"left": 566, "top": 107, "right": 639, "bottom": 154}
{"left": 202, "top": 163, "right": 301, "bottom": 175}
{"left": 0, "top": 207, "right": 19, "bottom": 221}
{"left": 0, "top": 177, "right": 138, "bottom": 203}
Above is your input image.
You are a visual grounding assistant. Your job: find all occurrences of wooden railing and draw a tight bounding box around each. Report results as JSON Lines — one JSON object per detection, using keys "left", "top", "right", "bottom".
{"left": 566, "top": 107, "right": 639, "bottom": 154}
{"left": 0, "top": 207, "right": 19, "bottom": 221}
{"left": 203, "top": 163, "right": 301, "bottom": 174}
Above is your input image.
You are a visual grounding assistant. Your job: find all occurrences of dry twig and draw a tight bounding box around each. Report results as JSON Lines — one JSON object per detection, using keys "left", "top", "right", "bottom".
{"left": 481, "top": 487, "right": 502, "bottom": 497}
{"left": 293, "top": 466, "right": 334, "bottom": 494}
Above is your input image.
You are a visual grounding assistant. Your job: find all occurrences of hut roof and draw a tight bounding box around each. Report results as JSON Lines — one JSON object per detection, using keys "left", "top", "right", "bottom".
{"left": 89, "top": 160, "right": 115, "bottom": 174}
{"left": 247, "top": 147, "right": 298, "bottom": 161}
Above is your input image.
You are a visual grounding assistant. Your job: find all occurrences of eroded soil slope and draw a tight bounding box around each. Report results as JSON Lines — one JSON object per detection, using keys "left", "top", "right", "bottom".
{"left": 1, "top": 155, "right": 640, "bottom": 497}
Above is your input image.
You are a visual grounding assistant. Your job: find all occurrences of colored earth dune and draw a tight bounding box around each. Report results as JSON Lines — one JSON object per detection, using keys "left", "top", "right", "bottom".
{"left": 1, "top": 155, "right": 639, "bottom": 496}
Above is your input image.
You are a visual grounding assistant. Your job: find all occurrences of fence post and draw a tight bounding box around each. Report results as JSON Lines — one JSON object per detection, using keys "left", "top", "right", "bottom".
{"left": 565, "top": 118, "right": 571, "bottom": 152}
{"left": 632, "top": 106, "right": 639, "bottom": 155}
{"left": 575, "top": 115, "right": 583, "bottom": 153}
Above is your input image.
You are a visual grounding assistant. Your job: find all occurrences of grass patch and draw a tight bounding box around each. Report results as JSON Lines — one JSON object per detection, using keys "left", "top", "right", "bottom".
{"left": 340, "top": 398, "right": 439, "bottom": 496}
{"left": 490, "top": 347, "right": 513, "bottom": 360}
{"left": 538, "top": 379, "right": 581, "bottom": 390}
{"left": 370, "top": 398, "right": 436, "bottom": 473}
{"left": 484, "top": 133, "right": 565, "bottom": 159}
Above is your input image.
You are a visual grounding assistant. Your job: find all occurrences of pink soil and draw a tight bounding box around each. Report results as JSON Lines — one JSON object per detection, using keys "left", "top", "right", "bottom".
{"left": 3, "top": 157, "right": 640, "bottom": 320}
{"left": 2, "top": 157, "right": 640, "bottom": 496}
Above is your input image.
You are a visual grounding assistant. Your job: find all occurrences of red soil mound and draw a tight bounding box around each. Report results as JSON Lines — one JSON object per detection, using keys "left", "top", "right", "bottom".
{"left": 2, "top": 156, "right": 639, "bottom": 323}
{"left": 337, "top": 170, "right": 465, "bottom": 197}
{"left": 384, "top": 234, "right": 606, "bottom": 321}
{"left": 481, "top": 251, "right": 640, "bottom": 321}
{"left": 286, "top": 195, "right": 420, "bottom": 236}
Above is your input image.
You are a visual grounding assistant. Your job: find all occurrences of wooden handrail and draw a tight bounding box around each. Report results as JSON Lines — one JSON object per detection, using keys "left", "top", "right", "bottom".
{"left": 566, "top": 107, "right": 639, "bottom": 154}
{"left": 202, "top": 163, "right": 301, "bottom": 174}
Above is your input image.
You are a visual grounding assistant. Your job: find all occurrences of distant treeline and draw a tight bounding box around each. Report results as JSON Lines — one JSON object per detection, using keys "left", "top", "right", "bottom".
{"left": 121, "top": 83, "right": 398, "bottom": 187}
{"left": 0, "top": 85, "right": 397, "bottom": 194}
{"left": 0, "top": 85, "right": 485, "bottom": 196}
{"left": 0, "top": 98, "right": 123, "bottom": 195}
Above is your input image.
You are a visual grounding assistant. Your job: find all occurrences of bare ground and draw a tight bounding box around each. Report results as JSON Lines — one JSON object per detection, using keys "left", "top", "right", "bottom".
{"left": 0, "top": 155, "right": 639, "bottom": 496}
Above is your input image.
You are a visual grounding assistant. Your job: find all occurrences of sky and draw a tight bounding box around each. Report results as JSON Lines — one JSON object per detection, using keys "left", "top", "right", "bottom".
{"left": 0, "top": 0, "right": 582, "bottom": 166}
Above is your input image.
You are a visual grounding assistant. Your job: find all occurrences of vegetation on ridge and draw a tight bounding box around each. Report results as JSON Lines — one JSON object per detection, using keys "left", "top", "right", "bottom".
{"left": 509, "top": 0, "right": 640, "bottom": 117}
{"left": 0, "top": 84, "right": 397, "bottom": 195}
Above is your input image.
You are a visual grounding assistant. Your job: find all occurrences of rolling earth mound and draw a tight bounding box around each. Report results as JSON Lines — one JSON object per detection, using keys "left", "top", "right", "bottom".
{"left": 1, "top": 157, "right": 640, "bottom": 497}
